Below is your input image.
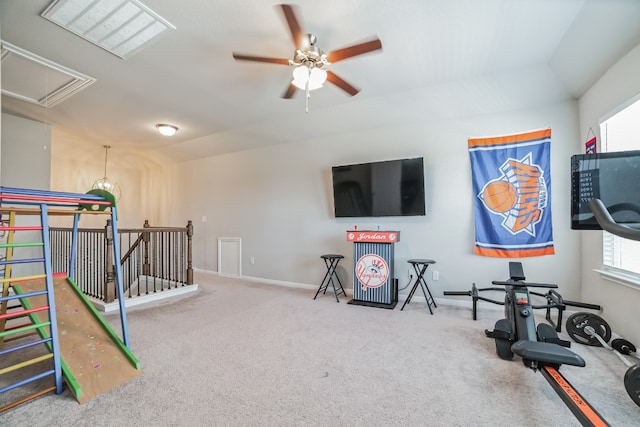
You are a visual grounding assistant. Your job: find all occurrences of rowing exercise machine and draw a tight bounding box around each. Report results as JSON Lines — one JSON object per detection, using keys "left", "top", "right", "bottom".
{"left": 483, "top": 262, "right": 586, "bottom": 368}
{"left": 443, "top": 265, "right": 601, "bottom": 333}
{"left": 445, "top": 262, "right": 609, "bottom": 426}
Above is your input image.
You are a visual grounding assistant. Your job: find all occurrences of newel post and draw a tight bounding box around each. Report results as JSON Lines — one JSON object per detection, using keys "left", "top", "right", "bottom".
{"left": 187, "top": 220, "right": 193, "bottom": 285}
{"left": 143, "top": 220, "right": 151, "bottom": 276}
{"left": 104, "top": 219, "right": 116, "bottom": 303}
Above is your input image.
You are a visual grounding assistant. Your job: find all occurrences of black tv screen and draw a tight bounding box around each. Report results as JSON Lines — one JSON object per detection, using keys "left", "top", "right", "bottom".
{"left": 331, "top": 157, "right": 426, "bottom": 218}
{"left": 571, "top": 150, "right": 640, "bottom": 230}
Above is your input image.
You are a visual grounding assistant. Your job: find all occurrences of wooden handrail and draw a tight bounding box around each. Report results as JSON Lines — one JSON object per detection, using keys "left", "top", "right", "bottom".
{"left": 120, "top": 233, "right": 145, "bottom": 265}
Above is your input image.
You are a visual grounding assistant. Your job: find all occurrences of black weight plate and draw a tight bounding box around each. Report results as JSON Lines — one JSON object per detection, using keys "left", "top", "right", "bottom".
{"left": 612, "top": 338, "right": 637, "bottom": 355}
{"left": 565, "top": 312, "right": 612, "bottom": 346}
{"left": 624, "top": 364, "right": 640, "bottom": 407}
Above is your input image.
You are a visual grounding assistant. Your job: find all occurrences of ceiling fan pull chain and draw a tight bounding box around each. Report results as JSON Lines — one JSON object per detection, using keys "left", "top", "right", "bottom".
{"left": 305, "top": 80, "right": 310, "bottom": 113}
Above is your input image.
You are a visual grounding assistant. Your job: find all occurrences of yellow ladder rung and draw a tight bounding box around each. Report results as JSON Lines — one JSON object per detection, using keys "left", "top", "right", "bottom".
{"left": 0, "top": 353, "right": 53, "bottom": 375}
{"left": 0, "top": 274, "right": 47, "bottom": 284}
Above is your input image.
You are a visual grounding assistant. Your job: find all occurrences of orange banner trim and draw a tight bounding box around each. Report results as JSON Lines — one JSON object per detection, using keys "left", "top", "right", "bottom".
{"left": 469, "top": 128, "right": 551, "bottom": 148}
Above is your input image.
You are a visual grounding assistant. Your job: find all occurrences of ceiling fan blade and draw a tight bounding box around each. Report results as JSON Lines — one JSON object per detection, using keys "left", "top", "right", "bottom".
{"left": 279, "top": 4, "right": 305, "bottom": 48}
{"left": 282, "top": 83, "right": 297, "bottom": 99}
{"left": 326, "top": 38, "right": 382, "bottom": 63}
{"left": 232, "top": 53, "right": 290, "bottom": 65}
{"left": 326, "top": 71, "right": 360, "bottom": 96}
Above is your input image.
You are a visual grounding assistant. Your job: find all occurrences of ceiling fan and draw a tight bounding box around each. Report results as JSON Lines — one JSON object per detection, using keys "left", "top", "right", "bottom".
{"left": 232, "top": 4, "right": 382, "bottom": 111}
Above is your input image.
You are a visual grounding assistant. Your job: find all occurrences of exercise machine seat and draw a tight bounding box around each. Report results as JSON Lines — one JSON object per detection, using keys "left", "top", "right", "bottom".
{"left": 511, "top": 340, "right": 586, "bottom": 367}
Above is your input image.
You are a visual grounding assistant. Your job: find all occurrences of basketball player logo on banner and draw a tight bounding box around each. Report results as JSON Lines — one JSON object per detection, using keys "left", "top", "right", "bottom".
{"left": 477, "top": 153, "right": 547, "bottom": 235}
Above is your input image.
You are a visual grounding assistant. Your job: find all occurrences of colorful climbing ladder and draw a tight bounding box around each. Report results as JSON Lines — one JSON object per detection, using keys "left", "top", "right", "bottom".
{"left": 0, "top": 211, "right": 15, "bottom": 343}
{"left": 0, "top": 186, "right": 137, "bottom": 411}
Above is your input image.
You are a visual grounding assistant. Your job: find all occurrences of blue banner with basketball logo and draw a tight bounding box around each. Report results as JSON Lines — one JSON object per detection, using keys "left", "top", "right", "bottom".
{"left": 468, "top": 129, "right": 555, "bottom": 257}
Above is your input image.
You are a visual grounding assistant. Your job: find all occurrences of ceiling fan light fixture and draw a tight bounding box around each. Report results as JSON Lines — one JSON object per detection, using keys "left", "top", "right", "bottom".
{"left": 156, "top": 124, "right": 178, "bottom": 136}
{"left": 291, "top": 66, "right": 326, "bottom": 91}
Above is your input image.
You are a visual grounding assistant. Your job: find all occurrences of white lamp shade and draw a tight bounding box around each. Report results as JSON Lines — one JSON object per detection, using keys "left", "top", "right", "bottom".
{"left": 292, "top": 65, "right": 309, "bottom": 81}
{"left": 291, "top": 66, "right": 326, "bottom": 91}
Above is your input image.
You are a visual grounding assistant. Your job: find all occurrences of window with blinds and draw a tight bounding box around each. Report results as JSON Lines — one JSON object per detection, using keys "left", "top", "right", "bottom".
{"left": 599, "top": 96, "right": 640, "bottom": 280}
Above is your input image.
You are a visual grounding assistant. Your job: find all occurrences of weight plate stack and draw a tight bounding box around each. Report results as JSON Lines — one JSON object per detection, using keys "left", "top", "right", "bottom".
{"left": 565, "top": 312, "right": 612, "bottom": 346}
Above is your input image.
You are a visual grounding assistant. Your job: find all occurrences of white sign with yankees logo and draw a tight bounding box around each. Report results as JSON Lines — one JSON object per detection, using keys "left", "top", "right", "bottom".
{"left": 355, "top": 253, "right": 389, "bottom": 290}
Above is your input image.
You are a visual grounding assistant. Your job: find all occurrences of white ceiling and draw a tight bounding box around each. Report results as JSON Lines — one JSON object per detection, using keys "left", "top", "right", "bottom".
{"left": 2, "top": 0, "right": 640, "bottom": 163}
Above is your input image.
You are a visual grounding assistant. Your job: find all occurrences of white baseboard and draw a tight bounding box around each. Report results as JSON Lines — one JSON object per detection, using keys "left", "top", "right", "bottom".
{"left": 194, "top": 268, "right": 350, "bottom": 296}
{"left": 91, "top": 283, "right": 199, "bottom": 313}
{"left": 194, "top": 269, "right": 593, "bottom": 321}
{"left": 195, "top": 268, "right": 508, "bottom": 307}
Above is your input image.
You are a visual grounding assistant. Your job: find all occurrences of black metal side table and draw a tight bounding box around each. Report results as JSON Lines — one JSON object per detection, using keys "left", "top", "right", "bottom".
{"left": 401, "top": 259, "right": 437, "bottom": 314}
{"left": 314, "top": 254, "right": 346, "bottom": 302}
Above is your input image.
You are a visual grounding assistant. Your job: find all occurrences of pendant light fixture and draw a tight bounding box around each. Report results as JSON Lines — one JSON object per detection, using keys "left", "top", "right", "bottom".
{"left": 92, "top": 145, "right": 121, "bottom": 201}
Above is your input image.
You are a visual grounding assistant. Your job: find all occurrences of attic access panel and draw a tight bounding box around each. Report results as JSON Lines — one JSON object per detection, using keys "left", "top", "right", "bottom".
{"left": 1, "top": 40, "right": 96, "bottom": 107}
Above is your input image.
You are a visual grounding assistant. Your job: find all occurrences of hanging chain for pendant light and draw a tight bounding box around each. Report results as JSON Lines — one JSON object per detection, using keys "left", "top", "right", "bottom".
{"left": 102, "top": 145, "right": 110, "bottom": 179}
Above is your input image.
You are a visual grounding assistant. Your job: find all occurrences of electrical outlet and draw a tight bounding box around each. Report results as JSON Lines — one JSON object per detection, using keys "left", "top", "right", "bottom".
{"left": 250, "top": 256, "right": 255, "bottom": 264}
{"left": 201, "top": 216, "right": 207, "bottom": 223}
{"left": 408, "top": 268, "right": 413, "bottom": 277}
{"left": 432, "top": 270, "right": 439, "bottom": 281}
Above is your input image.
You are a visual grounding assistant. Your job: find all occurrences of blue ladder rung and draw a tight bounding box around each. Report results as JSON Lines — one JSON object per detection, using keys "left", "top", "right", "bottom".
{"left": 0, "top": 370, "right": 55, "bottom": 394}
{"left": 0, "top": 257, "right": 45, "bottom": 266}
{"left": 0, "top": 289, "right": 48, "bottom": 303}
{"left": 0, "top": 337, "right": 52, "bottom": 356}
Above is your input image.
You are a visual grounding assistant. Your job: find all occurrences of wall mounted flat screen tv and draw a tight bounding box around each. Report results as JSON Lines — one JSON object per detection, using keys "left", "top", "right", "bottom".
{"left": 331, "top": 157, "right": 426, "bottom": 218}
{"left": 571, "top": 150, "right": 640, "bottom": 230}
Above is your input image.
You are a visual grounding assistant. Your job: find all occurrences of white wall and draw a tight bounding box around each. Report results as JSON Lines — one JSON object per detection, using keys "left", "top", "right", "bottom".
{"left": 48, "top": 140, "right": 170, "bottom": 229}
{"left": 0, "top": 18, "right": 2, "bottom": 178}
{"left": 0, "top": 129, "right": 1, "bottom": 184}
{"left": 0, "top": 113, "right": 52, "bottom": 276}
{"left": 50, "top": 154, "right": 142, "bottom": 229}
{"left": 167, "top": 100, "right": 582, "bottom": 304}
{"left": 1, "top": 113, "right": 51, "bottom": 189}
{"left": 578, "top": 43, "right": 640, "bottom": 345}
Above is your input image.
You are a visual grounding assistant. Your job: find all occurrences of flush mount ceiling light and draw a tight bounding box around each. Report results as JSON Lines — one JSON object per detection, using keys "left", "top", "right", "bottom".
{"left": 41, "top": 0, "right": 175, "bottom": 59}
{"left": 156, "top": 124, "right": 178, "bottom": 136}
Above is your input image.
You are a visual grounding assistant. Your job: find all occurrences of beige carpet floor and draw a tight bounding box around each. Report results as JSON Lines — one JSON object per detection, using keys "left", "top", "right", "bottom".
{"left": 1, "top": 271, "right": 639, "bottom": 426}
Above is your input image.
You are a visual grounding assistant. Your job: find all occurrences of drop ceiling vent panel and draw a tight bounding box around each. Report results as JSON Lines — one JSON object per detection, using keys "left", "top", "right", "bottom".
{"left": 41, "top": 0, "right": 176, "bottom": 59}
{"left": 1, "top": 40, "right": 96, "bottom": 107}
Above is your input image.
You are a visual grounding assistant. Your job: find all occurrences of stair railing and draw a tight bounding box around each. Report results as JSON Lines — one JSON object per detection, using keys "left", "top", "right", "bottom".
{"left": 49, "top": 220, "right": 193, "bottom": 302}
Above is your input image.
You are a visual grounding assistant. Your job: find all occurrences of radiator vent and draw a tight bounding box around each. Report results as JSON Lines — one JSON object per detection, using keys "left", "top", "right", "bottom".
{"left": 41, "top": 0, "right": 175, "bottom": 59}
